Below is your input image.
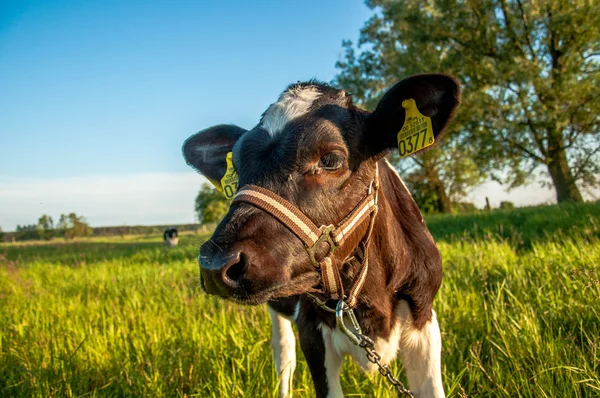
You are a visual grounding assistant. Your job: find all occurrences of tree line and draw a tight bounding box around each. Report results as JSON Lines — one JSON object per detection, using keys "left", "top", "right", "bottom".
{"left": 0, "top": 218, "right": 208, "bottom": 242}
{"left": 93, "top": 223, "right": 205, "bottom": 237}
{"left": 11, "top": 213, "right": 93, "bottom": 241}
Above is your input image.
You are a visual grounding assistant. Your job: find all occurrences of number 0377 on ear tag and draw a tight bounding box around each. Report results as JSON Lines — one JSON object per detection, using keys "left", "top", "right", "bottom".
{"left": 397, "top": 99, "right": 434, "bottom": 158}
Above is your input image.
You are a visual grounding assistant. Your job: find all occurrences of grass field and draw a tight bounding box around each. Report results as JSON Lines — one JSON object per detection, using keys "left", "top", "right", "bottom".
{"left": 1, "top": 202, "right": 599, "bottom": 397}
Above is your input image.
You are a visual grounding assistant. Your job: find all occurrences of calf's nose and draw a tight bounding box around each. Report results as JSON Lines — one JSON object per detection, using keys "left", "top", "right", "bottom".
{"left": 198, "top": 249, "right": 248, "bottom": 294}
{"left": 220, "top": 252, "right": 247, "bottom": 289}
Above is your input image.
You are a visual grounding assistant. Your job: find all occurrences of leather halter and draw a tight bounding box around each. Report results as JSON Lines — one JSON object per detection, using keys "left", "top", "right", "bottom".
{"left": 232, "top": 164, "right": 379, "bottom": 308}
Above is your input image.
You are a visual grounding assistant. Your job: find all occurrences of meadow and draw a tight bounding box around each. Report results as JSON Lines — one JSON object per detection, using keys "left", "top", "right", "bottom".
{"left": 1, "top": 202, "right": 599, "bottom": 397}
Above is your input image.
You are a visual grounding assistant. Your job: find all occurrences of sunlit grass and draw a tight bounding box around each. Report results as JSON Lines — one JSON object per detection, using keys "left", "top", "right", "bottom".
{"left": 1, "top": 203, "right": 599, "bottom": 397}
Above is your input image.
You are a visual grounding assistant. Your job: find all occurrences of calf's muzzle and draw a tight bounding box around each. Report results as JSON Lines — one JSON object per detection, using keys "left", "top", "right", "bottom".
{"left": 198, "top": 166, "right": 379, "bottom": 308}
{"left": 199, "top": 247, "right": 248, "bottom": 296}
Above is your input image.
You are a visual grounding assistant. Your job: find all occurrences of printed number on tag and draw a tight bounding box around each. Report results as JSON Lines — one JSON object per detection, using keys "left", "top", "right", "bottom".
{"left": 397, "top": 99, "right": 434, "bottom": 158}
{"left": 220, "top": 152, "right": 239, "bottom": 199}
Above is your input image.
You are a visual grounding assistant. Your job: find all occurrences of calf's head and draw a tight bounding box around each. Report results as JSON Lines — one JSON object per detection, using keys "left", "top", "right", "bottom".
{"left": 183, "top": 74, "right": 460, "bottom": 304}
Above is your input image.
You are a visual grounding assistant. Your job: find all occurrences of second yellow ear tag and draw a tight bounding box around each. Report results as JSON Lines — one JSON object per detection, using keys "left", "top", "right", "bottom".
{"left": 397, "top": 99, "right": 434, "bottom": 158}
{"left": 219, "top": 152, "right": 238, "bottom": 199}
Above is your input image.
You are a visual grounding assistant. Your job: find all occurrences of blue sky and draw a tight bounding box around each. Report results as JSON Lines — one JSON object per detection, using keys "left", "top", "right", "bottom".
{"left": 0, "top": 0, "right": 372, "bottom": 178}
{"left": 0, "top": 1, "right": 556, "bottom": 230}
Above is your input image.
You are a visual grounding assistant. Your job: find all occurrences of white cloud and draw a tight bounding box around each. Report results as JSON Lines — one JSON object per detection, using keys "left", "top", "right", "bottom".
{"left": 0, "top": 172, "right": 206, "bottom": 231}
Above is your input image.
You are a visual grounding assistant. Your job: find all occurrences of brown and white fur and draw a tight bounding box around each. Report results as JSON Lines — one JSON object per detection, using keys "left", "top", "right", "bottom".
{"left": 182, "top": 74, "right": 460, "bottom": 397}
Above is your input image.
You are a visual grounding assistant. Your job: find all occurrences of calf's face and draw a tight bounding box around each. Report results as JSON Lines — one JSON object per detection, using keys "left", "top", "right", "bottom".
{"left": 183, "top": 75, "right": 460, "bottom": 304}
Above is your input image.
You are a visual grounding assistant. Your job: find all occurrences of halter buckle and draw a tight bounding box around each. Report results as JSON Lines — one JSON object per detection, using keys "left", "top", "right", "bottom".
{"left": 306, "top": 224, "right": 338, "bottom": 267}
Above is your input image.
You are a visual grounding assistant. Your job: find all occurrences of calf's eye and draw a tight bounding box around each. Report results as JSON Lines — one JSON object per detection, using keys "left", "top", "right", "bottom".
{"left": 319, "top": 152, "right": 345, "bottom": 170}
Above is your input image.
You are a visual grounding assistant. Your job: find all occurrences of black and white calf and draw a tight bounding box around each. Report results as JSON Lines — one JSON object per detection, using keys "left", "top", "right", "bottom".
{"left": 163, "top": 228, "right": 179, "bottom": 247}
{"left": 183, "top": 74, "right": 460, "bottom": 397}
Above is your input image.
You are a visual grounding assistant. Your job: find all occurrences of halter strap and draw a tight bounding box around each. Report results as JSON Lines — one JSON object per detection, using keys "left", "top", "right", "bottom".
{"left": 232, "top": 164, "right": 379, "bottom": 308}
{"left": 233, "top": 185, "right": 320, "bottom": 246}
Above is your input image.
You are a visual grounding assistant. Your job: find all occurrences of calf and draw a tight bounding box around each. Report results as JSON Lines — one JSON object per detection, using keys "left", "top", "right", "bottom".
{"left": 163, "top": 228, "right": 179, "bottom": 247}
{"left": 183, "top": 74, "right": 460, "bottom": 397}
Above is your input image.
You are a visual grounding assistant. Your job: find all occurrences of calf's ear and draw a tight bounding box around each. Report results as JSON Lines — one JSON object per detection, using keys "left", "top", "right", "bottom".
{"left": 182, "top": 124, "right": 246, "bottom": 182}
{"left": 363, "top": 74, "right": 461, "bottom": 157}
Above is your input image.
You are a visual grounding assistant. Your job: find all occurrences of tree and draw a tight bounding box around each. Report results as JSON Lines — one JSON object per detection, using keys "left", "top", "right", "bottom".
{"left": 36, "top": 215, "right": 54, "bottom": 240}
{"left": 0, "top": 226, "right": 4, "bottom": 242}
{"left": 500, "top": 201, "right": 516, "bottom": 210}
{"left": 57, "top": 213, "right": 92, "bottom": 240}
{"left": 393, "top": 145, "right": 484, "bottom": 213}
{"left": 335, "top": 5, "right": 489, "bottom": 213}
{"left": 453, "top": 201, "right": 478, "bottom": 213}
{"left": 195, "top": 183, "right": 231, "bottom": 224}
{"left": 15, "top": 224, "right": 38, "bottom": 241}
{"left": 339, "top": 0, "right": 600, "bottom": 203}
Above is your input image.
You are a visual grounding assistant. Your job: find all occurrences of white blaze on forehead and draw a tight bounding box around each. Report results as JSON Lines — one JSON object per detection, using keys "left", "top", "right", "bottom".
{"left": 260, "top": 86, "right": 321, "bottom": 136}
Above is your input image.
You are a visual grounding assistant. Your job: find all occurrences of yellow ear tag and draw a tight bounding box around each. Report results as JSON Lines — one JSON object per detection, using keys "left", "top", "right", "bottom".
{"left": 219, "top": 152, "right": 239, "bottom": 199}
{"left": 397, "top": 99, "right": 434, "bottom": 158}
{"left": 207, "top": 177, "right": 223, "bottom": 193}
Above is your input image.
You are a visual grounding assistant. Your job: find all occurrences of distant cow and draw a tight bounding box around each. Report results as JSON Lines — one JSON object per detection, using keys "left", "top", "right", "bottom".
{"left": 183, "top": 74, "right": 460, "bottom": 397}
{"left": 163, "top": 228, "right": 179, "bottom": 247}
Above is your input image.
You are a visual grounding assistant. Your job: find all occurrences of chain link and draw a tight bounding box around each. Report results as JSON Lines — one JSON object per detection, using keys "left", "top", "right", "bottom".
{"left": 335, "top": 301, "right": 414, "bottom": 397}
{"left": 357, "top": 334, "right": 414, "bottom": 397}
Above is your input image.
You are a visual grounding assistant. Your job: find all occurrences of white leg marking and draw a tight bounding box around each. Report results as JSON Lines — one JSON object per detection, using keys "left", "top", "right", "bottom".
{"left": 322, "top": 316, "right": 401, "bottom": 374}
{"left": 397, "top": 301, "right": 445, "bottom": 398}
{"left": 268, "top": 307, "right": 297, "bottom": 398}
{"left": 319, "top": 324, "right": 344, "bottom": 398}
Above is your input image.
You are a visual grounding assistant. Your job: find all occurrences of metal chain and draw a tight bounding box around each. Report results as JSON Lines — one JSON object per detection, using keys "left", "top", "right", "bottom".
{"left": 357, "top": 334, "right": 414, "bottom": 397}
{"left": 335, "top": 301, "right": 414, "bottom": 398}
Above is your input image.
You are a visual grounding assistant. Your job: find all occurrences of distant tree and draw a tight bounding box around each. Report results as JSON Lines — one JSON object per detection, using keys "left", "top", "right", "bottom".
{"left": 0, "top": 226, "right": 4, "bottom": 241}
{"left": 15, "top": 224, "right": 38, "bottom": 241}
{"left": 57, "top": 213, "right": 93, "bottom": 240}
{"left": 500, "top": 201, "right": 516, "bottom": 210}
{"left": 393, "top": 146, "right": 483, "bottom": 213}
{"left": 36, "top": 215, "right": 54, "bottom": 240}
{"left": 453, "top": 201, "right": 478, "bottom": 214}
{"left": 338, "top": 0, "right": 600, "bottom": 203}
{"left": 195, "top": 183, "right": 231, "bottom": 224}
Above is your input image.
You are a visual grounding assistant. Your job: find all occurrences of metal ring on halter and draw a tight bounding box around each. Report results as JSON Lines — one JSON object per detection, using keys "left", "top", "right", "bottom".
{"left": 335, "top": 300, "right": 362, "bottom": 346}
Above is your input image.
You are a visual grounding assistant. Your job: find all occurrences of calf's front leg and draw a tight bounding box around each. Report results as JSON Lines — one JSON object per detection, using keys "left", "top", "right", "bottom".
{"left": 297, "top": 309, "right": 343, "bottom": 398}
{"left": 268, "top": 307, "right": 297, "bottom": 398}
{"left": 397, "top": 301, "right": 445, "bottom": 398}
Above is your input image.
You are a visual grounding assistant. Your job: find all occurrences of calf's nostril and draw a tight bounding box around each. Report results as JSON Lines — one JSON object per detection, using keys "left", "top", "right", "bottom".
{"left": 222, "top": 252, "right": 247, "bottom": 287}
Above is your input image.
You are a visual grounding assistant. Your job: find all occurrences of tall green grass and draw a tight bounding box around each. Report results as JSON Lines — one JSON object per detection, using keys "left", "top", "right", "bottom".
{"left": 425, "top": 201, "right": 600, "bottom": 248}
{"left": 1, "top": 203, "right": 599, "bottom": 397}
